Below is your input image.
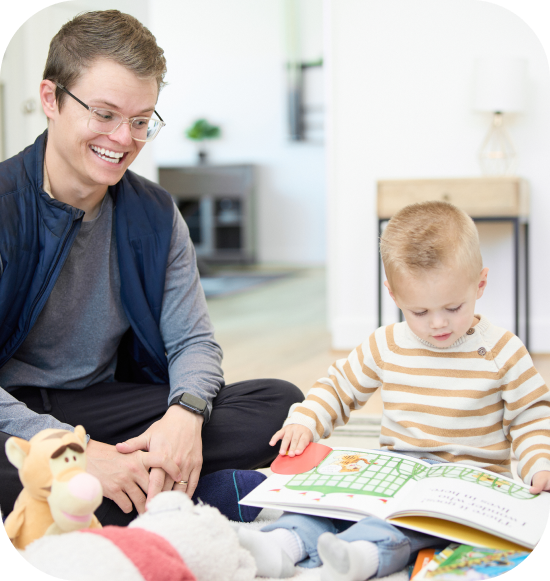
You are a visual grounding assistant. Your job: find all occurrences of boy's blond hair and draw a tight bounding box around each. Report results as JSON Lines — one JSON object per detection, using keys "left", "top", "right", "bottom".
{"left": 380, "top": 201, "right": 483, "bottom": 288}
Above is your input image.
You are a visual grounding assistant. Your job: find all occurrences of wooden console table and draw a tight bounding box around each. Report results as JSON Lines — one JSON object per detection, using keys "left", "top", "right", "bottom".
{"left": 377, "top": 177, "right": 530, "bottom": 348}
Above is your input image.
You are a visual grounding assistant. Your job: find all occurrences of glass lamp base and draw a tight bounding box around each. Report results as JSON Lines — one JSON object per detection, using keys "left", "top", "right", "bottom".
{"left": 478, "top": 112, "right": 517, "bottom": 176}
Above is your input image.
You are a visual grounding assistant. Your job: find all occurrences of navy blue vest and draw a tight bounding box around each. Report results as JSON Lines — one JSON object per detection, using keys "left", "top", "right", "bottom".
{"left": 0, "top": 131, "right": 174, "bottom": 384}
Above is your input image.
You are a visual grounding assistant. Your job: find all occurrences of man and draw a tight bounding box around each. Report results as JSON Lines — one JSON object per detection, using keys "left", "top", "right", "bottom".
{"left": 0, "top": 10, "right": 303, "bottom": 525}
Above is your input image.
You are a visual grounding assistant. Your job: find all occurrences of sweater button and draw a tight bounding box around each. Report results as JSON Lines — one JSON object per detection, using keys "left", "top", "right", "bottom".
{"left": 466, "top": 328, "right": 475, "bottom": 335}
{"left": 477, "top": 347, "right": 487, "bottom": 356}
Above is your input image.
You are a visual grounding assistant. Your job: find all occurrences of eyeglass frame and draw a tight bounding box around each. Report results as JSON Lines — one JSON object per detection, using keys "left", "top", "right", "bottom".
{"left": 54, "top": 82, "right": 166, "bottom": 142}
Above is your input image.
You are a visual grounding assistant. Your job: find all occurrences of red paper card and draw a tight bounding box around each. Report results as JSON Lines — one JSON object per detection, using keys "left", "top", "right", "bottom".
{"left": 271, "top": 442, "right": 333, "bottom": 475}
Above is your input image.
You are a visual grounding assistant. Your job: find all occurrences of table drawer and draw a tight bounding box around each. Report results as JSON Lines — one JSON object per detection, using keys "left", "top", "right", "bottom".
{"left": 377, "top": 178, "right": 528, "bottom": 219}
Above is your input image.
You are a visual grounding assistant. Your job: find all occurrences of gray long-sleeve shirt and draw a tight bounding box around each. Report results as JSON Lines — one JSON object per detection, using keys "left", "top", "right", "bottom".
{"left": 0, "top": 192, "right": 223, "bottom": 440}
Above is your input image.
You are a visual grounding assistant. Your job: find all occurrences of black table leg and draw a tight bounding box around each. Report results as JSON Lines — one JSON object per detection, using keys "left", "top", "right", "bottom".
{"left": 525, "top": 221, "right": 530, "bottom": 350}
{"left": 378, "top": 219, "right": 383, "bottom": 328}
{"left": 513, "top": 217, "right": 520, "bottom": 338}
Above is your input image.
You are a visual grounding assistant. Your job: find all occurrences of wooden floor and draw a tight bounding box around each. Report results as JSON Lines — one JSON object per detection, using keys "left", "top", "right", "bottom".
{"left": 206, "top": 266, "right": 550, "bottom": 420}
{"left": 207, "top": 267, "right": 342, "bottom": 388}
{"left": 208, "top": 267, "right": 377, "bottom": 417}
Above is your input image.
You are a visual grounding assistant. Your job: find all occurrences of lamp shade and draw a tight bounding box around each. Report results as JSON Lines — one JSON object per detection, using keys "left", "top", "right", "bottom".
{"left": 473, "top": 56, "right": 527, "bottom": 112}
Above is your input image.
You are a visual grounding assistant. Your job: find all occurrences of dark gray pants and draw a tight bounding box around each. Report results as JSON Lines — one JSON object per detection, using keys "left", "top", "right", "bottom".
{"left": 0, "top": 378, "right": 303, "bottom": 525}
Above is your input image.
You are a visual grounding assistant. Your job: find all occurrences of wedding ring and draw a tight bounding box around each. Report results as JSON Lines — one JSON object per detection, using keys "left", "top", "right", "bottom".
{"left": 178, "top": 480, "right": 188, "bottom": 485}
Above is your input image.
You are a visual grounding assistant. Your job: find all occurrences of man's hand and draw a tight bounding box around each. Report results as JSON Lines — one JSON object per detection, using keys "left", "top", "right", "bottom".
{"left": 270, "top": 424, "right": 313, "bottom": 457}
{"left": 86, "top": 439, "right": 182, "bottom": 514}
{"left": 529, "top": 470, "right": 550, "bottom": 494}
{"left": 116, "top": 404, "right": 204, "bottom": 502}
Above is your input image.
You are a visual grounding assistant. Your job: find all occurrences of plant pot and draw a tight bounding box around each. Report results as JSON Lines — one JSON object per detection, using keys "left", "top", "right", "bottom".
{"left": 198, "top": 149, "right": 208, "bottom": 165}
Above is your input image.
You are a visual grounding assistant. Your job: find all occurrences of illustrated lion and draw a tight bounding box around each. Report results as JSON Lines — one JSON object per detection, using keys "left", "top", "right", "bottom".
{"left": 333, "top": 453, "right": 371, "bottom": 473}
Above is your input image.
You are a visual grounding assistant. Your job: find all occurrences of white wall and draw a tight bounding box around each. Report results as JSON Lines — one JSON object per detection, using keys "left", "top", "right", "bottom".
{"left": 149, "top": 0, "right": 326, "bottom": 264}
{"left": 325, "top": 0, "right": 550, "bottom": 352}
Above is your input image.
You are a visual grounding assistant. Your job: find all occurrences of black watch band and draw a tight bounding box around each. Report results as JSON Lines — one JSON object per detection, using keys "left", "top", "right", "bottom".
{"left": 169, "top": 392, "right": 207, "bottom": 415}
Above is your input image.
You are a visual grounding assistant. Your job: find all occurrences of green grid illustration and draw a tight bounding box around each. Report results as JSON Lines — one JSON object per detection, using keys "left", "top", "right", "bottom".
{"left": 285, "top": 450, "right": 426, "bottom": 498}
{"left": 420, "top": 464, "right": 537, "bottom": 500}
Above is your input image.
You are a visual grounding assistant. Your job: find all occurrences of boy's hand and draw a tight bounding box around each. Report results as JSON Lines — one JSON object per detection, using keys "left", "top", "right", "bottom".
{"left": 269, "top": 424, "right": 313, "bottom": 457}
{"left": 529, "top": 470, "right": 550, "bottom": 494}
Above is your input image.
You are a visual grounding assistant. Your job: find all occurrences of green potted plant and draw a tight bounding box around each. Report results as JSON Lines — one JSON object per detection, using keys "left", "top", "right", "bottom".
{"left": 185, "top": 118, "right": 221, "bottom": 165}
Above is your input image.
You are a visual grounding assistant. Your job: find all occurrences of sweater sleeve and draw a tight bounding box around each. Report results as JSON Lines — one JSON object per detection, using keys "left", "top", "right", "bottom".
{"left": 0, "top": 386, "right": 74, "bottom": 439}
{"left": 284, "top": 331, "right": 383, "bottom": 441}
{"left": 500, "top": 337, "right": 550, "bottom": 484}
{"left": 159, "top": 203, "right": 224, "bottom": 423}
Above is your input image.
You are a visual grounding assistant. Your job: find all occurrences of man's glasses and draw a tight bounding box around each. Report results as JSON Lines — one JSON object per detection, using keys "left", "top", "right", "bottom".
{"left": 55, "top": 82, "right": 166, "bottom": 142}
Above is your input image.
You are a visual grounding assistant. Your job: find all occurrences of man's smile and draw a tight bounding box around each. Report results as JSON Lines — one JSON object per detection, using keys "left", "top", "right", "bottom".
{"left": 90, "top": 144, "right": 126, "bottom": 164}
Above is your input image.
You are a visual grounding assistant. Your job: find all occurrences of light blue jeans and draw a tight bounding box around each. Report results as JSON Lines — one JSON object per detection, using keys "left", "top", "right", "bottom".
{"left": 262, "top": 457, "right": 447, "bottom": 578}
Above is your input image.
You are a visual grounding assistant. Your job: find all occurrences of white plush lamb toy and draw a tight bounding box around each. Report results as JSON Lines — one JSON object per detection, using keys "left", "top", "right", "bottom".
{"left": 20, "top": 490, "right": 257, "bottom": 581}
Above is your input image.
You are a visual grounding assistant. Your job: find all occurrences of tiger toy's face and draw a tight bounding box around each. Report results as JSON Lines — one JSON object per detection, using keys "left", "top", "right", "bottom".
{"left": 7, "top": 427, "right": 89, "bottom": 499}
{"left": 6, "top": 426, "right": 103, "bottom": 532}
{"left": 47, "top": 442, "right": 102, "bottom": 531}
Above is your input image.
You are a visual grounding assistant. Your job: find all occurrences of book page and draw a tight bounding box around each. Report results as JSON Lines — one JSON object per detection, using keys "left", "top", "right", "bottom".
{"left": 388, "top": 463, "right": 550, "bottom": 548}
{"left": 241, "top": 448, "right": 432, "bottom": 521}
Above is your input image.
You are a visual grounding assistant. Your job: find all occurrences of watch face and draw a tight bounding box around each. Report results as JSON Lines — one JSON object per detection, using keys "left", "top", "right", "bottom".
{"left": 179, "top": 392, "right": 207, "bottom": 413}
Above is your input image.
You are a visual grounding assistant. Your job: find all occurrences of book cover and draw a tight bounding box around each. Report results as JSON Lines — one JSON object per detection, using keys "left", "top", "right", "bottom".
{"left": 424, "top": 544, "right": 530, "bottom": 579}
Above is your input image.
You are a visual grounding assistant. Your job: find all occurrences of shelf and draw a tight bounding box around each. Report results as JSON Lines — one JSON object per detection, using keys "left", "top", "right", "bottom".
{"left": 159, "top": 165, "right": 255, "bottom": 264}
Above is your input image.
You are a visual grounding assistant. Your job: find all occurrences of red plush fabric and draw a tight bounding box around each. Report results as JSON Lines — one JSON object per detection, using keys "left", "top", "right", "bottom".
{"left": 81, "top": 526, "right": 196, "bottom": 581}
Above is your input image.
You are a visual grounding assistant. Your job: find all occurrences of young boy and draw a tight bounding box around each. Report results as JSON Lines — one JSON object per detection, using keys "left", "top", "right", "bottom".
{"left": 239, "top": 201, "right": 550, "bottom": 580}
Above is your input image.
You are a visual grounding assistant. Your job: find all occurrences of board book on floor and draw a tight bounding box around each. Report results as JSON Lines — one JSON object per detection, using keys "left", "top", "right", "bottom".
{"left": 411, "top": 543, "right": 531, "bottom": 580}
{"left": 240, "top": 446, "right": 550, "bottom": 551}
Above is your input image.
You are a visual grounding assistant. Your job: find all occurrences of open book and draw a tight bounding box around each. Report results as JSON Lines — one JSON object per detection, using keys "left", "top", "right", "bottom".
{"left": 240, "top": 447, "right": 550, "bottom": 551}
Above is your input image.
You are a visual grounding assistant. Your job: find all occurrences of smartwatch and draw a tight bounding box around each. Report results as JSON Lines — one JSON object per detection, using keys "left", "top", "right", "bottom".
{"left": 169, "top": 392, "right": 207, "bottom": 416}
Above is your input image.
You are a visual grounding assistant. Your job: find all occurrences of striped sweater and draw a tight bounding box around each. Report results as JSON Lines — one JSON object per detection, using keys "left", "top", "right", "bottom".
{"left": 285, "top": 315, "right": 550, "bottom": 484}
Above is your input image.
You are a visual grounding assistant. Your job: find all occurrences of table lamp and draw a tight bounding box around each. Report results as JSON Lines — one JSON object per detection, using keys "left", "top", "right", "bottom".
{"left": 473, "top": 56, "right": 527, "bottom": 175}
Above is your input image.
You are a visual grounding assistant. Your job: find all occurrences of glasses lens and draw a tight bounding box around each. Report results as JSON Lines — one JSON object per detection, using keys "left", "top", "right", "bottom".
{"left": 130, "top": 118, "right": 161, "bottom": 142}
{"left": 88, "top": 109, "right": 163, "bottom": 141}
{"left": 89, "top": 109, "right": 123, "bottom": 134}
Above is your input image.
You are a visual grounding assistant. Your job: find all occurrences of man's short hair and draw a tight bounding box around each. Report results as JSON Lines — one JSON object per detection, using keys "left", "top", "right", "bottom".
{"left": 380, "top": 201, "right": 483, "bottom": 287}
{"left": 43, "top": 10, "right": 167, "bottom": 111}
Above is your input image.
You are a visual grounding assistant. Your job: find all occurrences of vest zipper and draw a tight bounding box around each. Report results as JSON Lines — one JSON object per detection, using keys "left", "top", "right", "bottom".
{"left": 25, "top": 218, "right": 82, "bottom": 333}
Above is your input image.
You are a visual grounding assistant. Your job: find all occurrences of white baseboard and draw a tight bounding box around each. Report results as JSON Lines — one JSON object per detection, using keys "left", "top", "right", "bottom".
{"left": 529, "top": 319, "right": 550, "bottom": 353}
{"left": 333, "top": 415, "right": 381, "bottom": 438}
{"left": 331, "top": 316, "right": 377, "bottom": 350}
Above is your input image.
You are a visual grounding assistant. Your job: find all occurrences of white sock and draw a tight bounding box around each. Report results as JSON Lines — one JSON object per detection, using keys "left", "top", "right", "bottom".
{"left": 267, "top": 527, "right": 306, "bottom": 564}
{"left": 318, "top": 533, "right": 379, "bottom": 581}
{"left": 238, "top": 527, "right": 303, "bottom": 578}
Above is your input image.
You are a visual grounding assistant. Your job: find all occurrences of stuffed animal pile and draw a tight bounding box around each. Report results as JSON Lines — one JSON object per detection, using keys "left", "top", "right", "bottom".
{"left": 4, "top": 426, "right": 256, "bottom": 580}
{"left": 21, "top": 490, "right": 257, "bottom": 581}
{"left": 4, "top": 426, "right": 103, "bottom": 549}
